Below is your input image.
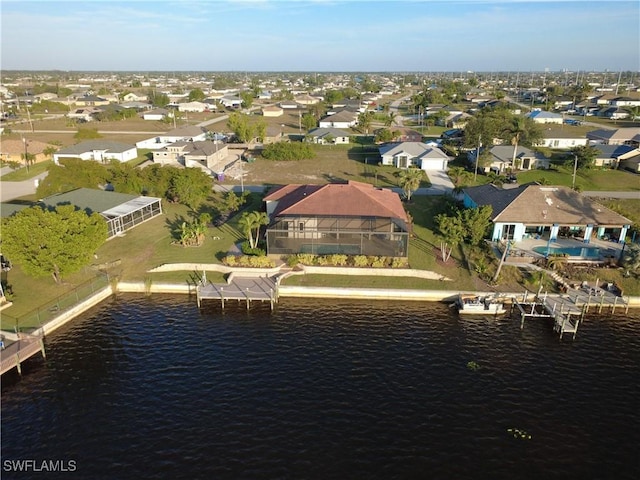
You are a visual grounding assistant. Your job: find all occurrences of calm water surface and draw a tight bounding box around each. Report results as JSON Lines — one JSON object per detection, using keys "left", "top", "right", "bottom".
{"left": 1, "top": 294, "right": 639, "bottom": 480}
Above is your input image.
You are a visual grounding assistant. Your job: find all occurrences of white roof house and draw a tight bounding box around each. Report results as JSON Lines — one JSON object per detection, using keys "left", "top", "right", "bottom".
{"left": 378, "top": 142, "right": 450, "bottom": 171}
{"left": 525, "top": 110, "right": 563, "bottom": 124}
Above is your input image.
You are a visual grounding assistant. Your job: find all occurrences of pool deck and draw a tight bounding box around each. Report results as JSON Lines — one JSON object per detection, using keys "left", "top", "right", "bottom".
{"left": 513, "top": 236, "right": 623, "bottom": 260}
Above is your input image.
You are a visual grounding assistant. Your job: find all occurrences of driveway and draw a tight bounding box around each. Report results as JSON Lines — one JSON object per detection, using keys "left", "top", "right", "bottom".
{"left": 0, "top": 173, "right": 48, "bottom": 202}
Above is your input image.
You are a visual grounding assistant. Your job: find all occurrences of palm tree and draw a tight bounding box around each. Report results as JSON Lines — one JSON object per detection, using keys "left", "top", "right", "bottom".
{"left": 398, "top": 167, "right": 424, "bottom": 202}
{"left": 504, "top": 116, "right": 527, "bottom": 169}
{"left": 358, "top": 111, "right": 374, "bottom": 135}
{"left": 238, "top": 211, "right": 269, "bottom": 249}
{"left": 622, "top": 244, "right": 640, "bottom": 277}
{"left": 624, "top": 106, "right": 640, "bottom": 121}
{"left": 384, "top": 112, "right": 397, "bottom": 128}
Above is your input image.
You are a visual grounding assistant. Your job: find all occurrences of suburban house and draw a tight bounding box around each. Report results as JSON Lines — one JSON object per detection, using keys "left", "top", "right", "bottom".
{"left": 319, "top": 110, "right": 358, "bottom": 129}
{"left": 177, "top": 101, "right": 209, "bottom": 113}
{"left": 135, "top": 125, "right": 208, "bottom": 150}
{"left": 619, "top": 151, "right": 640, "bottom": 173}
{"left": 0, "top": 139, "right": 54, "bottom": 165}
{"left": 142, "top": 108, "right": 170, "bottom": 121}
{"left": 294, "top": 94, "right": 320, "bottom": 105}
{"left": 468, "top": 145, "right": 549, "bottom": 173}
{"left": 591, "top": 144, "right": 640, "bottom": 168}
{"left": 122, "top": 92, "right": 147, "bottom": 102}
{"left": 219, "top": 95, "right": 242, "bottom": 109}
{"left": 74, "top": 95, "right": 110, "bottom": 107}
{"left": 53, "top": 140, "right": 138, "bottom": 164}
{"left": 153, "top": 140, "right": 229, "bottom": 173}
{"left": 264, "top": 181, "right": 411, "bottom": 257}
{"left": 262, "top": 105, "right": 284, "bottom": 117}
{"left": 41, "top": 188, "right": 163, "bottom": 239}
{"left": 279, "top": 101, "right": 301, "bottom": 110}
{"left": 535, "top": 126, "right": 589, "bottom": 149}
{"left": 587, "top": 127, "right": 640, "bottom": 146}
{"left": 67, "top": 107, "right": 100, "bottom": 122}
{"left": 389, "top": 128, "right": 422, "bottom": 143}
{"left": 378, "top": 142, "right": 450, "bottom": 170}
{"left": 306, "top": 127, "right": 351, "bottom": 145}
{"left": 462, "top": 183, "right": 632, "bottom": 245}
{"left": 525, "top": 110, "right": 564, "bottom": 124}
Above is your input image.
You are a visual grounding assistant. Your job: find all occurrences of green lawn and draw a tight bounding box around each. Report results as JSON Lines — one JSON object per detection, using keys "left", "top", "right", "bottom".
{"left": 1, "top": 160, "right": 53, "bottom": 180}
{"left": 515, "top": 165, "right": 640, "bottom": 191}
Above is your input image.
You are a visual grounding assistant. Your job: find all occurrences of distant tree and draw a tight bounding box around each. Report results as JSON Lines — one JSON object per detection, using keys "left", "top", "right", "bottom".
{"left": 74, "top": 127, "right": 102, "bottom": 140}
{"left": 107, "top": 161, "right": 145, "bottom": 194}
{"left": 43, "top": 145, "right": 58, "bottom": 159}
{"left": 147, "top": 90, "right": 169, "bottom": 107}
{"left": 624, "top": 106, "right": 640, "bottom": 121}
{"left": 357, "top": 111, "right": 374, "bottom": 135}
{"left": 240, "top": 91, "right": 254, "bottom": 109}
{"left": 569, "top": 145, "right": 598, "bottom": 170}
{"left": 324, "top": 90, "right": 343, "bottom": 104}
{"left": 501, "top": 116, "right": 543, "bottom": 167}
{"left": 461, "top": 205, "right": 493, "bottom": 246}
{"left": 398, "top": 167, "right": 424, "bottom": 202}
{"left": 188, "top": 88, "right": 206, "bottom": 102}
{"left": 374, "top": 128, "right": 395, "bottom": 143}
{"left": 227, "top": 112, "right": 254, "bottom": 143}
{"left": 1, "top": 204, "right": 108, "bottom": 284}
{"left": 254, "top": 119, "right": 267, "bottom": 143}
{"left": 384, "top": 112, "right": 397, "bottom": 127}
{"left": 301, "top": 112, "right": 317, "bottom": 131}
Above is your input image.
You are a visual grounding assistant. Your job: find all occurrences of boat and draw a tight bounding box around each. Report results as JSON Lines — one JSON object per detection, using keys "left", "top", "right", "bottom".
{"left": 455, "top": 294, "right": 507, "bottom": 315}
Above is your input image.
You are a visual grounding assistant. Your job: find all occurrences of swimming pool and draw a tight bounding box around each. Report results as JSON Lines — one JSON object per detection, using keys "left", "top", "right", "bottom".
{"left": 532, "top": 245, "right": 601, "bottom": 258}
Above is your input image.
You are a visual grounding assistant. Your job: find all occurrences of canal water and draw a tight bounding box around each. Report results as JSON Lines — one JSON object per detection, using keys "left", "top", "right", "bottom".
{"left": 1, "top": 294, "right": 639, "bottom": 480}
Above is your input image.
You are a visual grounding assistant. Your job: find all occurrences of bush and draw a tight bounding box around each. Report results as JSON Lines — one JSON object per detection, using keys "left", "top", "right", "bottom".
{"left": 328, "top": 254, "right": 348, "bottom": 266}
{"left": 222, "top": 255, "right": 275, "bottom": 268}
{"left": 240, "top": 241, "right": 266, "bottom": 256}
{"left": 391, "top": 257, "right": 408, "bottom": 268}
{"left": 353, "top": 255, "right": 369, "bottom": 267}
{"left": 261, "top": 142, "right": 316, "bottom": 161}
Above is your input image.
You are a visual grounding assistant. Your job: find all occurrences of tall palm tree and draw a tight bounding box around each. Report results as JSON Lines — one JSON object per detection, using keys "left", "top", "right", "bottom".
{"left": 238, "top": 211, "right": 269, "bottom": 249}
{"left": 505, "top": 116, "right": 527, "bottom": 169}
{"left": 624, "top": 106, "right": 640, "bottom": 121}
{"left": 398, "top": 167, "right": 424, "bottom": 202}
{"left": 384, "top": 112, "right": 397, "bottom": 128}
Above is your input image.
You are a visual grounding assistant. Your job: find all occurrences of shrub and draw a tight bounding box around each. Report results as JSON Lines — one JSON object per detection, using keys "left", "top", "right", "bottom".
{"left": 391, "top": 257, "right": 408, "bottom": 269}
{"left": 353, "top": 255, "right": 369, "bottom": 267}
{"left": 222, "top": 255, "right": 237, "bottom": 266}
{"left": 370, "top": 256, "right": 388, "bottom": 268}
{"left": 261, "top": 142, "right": 316, "bottom": 161}
{"left": 328, "top": 254, "right": 348, "bottom": 266}
{"left": 240, "top": 241, "right": 266, "bottom": 256}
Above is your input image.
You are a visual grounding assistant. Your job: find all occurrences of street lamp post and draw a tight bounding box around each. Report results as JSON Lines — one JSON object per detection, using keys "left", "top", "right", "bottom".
{"left": 571, "top": 154, "right": 578, "bottom": 190}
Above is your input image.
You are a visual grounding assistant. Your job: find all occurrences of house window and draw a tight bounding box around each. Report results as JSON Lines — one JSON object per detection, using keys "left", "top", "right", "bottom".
{"left": 299, "top": 222, "right": 304, "bottom": 231}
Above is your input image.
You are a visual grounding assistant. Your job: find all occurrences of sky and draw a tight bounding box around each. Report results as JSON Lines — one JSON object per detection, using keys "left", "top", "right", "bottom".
{"left": 1, "top": 0, "right": 639, "bottom": 72}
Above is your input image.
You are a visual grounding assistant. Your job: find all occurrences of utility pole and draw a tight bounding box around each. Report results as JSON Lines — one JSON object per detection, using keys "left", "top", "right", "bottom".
{"left": 572, "top": 154, "right": 578, "bottom": 190}
{"left": 474, "top": 135, "right": 482, "bottom": 182}
{"left": 22, "top": 137, "right": 30, "bottom": 173}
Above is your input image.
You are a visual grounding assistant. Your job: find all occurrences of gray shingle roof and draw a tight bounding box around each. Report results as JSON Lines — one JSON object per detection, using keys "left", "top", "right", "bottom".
{"left": 56, "top": 140, "right": 136, "bottom": 155}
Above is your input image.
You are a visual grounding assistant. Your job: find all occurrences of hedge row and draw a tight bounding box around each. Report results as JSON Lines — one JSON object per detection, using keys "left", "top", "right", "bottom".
{"left": 287, "top": 254, "right": 408, "bottom": 269}
{"left": 222, "top": 255, "right": 276, "bottom": 268}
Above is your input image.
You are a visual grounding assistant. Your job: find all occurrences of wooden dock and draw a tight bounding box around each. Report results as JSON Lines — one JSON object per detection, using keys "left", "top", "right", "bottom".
{"left": 196, "top": 276, "right": 278, "bottom": 310}
{"left": 0, "top": 334, "right": 46, "bottom": 375}
{"left": 512, "top": 292, "right": 585, "bottom": 340}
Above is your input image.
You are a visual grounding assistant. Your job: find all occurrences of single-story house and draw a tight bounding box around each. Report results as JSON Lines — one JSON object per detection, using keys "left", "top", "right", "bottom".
{"left": 74, "top": 95, "right": 110, "bottom": 107}
{"left": 142, "top": 108, "right": 170, "bottom": 121}
{"left": 0, "top": 139, "right": 54, "bottom": 165}
{"left": 318, "top": 111, "right": 358, "bottom": 129}
{"left": 177, "top": 101, "right": 209, "bottom": 113}
{"left": 122, "top": 93, "right": 148, "bottom": 102}
{"left": 587, "top": 127, "right": 640, "bottom": 146}
{"left": 153, "top": 140, "right": 229, "bottom": 173}
{"left": 135, "top": 125, "right": 208, "bottom": 150}
{"left": 294, "top": 94, "right": 320, "bottom": 105}
{"left": 220, "top": 96, "right": 242, "bottom": 109}
{"left": 462, "top": 183, "right": 632, "bottom": 245}
{"left": 53, "top": 140, "right": 138, "bottom": 164}
{"left": 42, "top": 188, "right": 163, "bottom": 239}
{"left": 306, "top": 127, "right": 351, "bottom": 145}
{"left": 378, "top": 142, "right": 450, "bottom": 170}
{"left": 262, "top": 105, "right": 284, "bottom": 117}
{"left": 264, "top": 180, "right": 410, "bottom": 257}
{"left": 390, "top": 128, "right": 422, "bottom": 143}
{"left": 525, "top": 110, "right": 564, "bottom": 124}
{"left": 592, "top": 145, "right": 640, "bottom": 168}
{"left": 535, "top": 126, "right": 589, "bottom": 149}
{"left": 468, "top": 145, "right": 549, "bottom": 173}
{"left": 619, "top": 153, "right": 640, "bottom": 173}
{"left": 67, "top": 107, "right": 100, "bottom": 122}
{"left": 279, "top": 101, "right": 302, "bottom": 110}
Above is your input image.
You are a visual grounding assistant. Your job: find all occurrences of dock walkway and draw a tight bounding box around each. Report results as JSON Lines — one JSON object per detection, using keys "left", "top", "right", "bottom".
{"left": 196, "top": 275, "right": 277, "bottom": 310}
{"left": 0, "top": 334, "right": 46, "bottom": 375}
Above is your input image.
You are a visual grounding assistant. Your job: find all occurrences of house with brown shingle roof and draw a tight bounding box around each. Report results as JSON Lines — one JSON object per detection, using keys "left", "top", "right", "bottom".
{"left": 264, "top": 181, "right": 410, "bottom": 257}
{"left": 462, "top": 183, "right": 632, "bottom": 245}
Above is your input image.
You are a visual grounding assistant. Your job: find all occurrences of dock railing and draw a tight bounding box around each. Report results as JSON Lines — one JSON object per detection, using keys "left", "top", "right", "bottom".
{"left": 1, "top": 272, "right": 110, "bottom": 334}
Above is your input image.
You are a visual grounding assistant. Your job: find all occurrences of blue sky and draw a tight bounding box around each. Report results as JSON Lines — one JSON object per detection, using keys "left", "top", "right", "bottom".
{"left": 2, "top": 0, "right": 639, "bottom": 72}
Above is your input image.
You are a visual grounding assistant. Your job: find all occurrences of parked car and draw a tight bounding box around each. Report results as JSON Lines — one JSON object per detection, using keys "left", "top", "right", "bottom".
{"left": 506, "top": 174, "right": 518, "bottom": 184}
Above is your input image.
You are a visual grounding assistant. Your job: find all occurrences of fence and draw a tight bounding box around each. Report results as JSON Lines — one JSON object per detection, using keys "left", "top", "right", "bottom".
{"left": 1, "top": 273, "right": 110, "bottom": 334}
